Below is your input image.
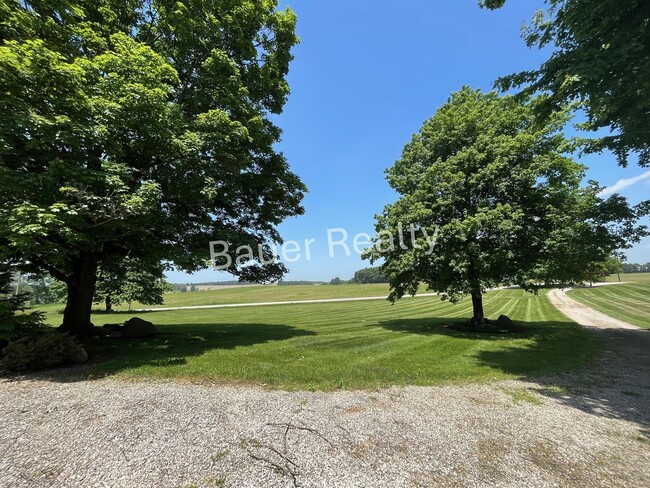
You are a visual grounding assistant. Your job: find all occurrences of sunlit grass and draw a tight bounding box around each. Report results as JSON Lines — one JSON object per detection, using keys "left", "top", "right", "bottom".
{"left": 38, "top": 283, "right": 398, "bottom": 313}
{"left": 568, "top": 281, "right": 650, "bottom": 329}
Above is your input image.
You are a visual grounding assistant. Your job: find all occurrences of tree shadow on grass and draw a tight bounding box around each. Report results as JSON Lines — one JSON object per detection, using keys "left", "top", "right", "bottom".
{"left": 378, "top": 316, "right": 650, "bottom": 437}
{"left": 378, "top": 317, "right": 540, "bottom": 340}
{"left": 377, "top": 317, "right": 597, "bottom": 374}
{"left": 1, "top": 322, "right": 316, "bottom": 383}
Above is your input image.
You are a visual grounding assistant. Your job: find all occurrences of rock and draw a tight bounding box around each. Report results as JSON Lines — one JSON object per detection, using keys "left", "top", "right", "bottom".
{"left": 109, "top": 330, "right": 124, "bottom": 339}
{"left": 70, "top": 346, "right": 88, "bottom": 364}
{"left": 495, "top": 314, "right": 515, "bottom": 330}
{"left": 123, "top": 317, "right": 157, "bottom": 338}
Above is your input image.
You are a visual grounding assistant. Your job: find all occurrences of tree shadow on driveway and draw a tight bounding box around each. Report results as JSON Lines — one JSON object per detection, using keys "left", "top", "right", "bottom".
{"left": 378, "top": 316, "right": 650, "bottom": 437}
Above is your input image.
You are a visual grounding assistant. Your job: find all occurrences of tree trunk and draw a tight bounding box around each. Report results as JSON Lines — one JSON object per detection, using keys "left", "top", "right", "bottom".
{"left": 105, "top": 295, "right": 113, "bottom": 313}
{"left": 471, "top": 291, "right": 485, "bottom": 325}
{"left": 60, "top": 254, "right": 98, "bottom": 337}
{"left": 467, "top": 253, "right": 484, "bottom": 325}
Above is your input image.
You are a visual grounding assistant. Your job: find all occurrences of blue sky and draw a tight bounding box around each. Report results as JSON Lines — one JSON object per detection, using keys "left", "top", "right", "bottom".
{"left": 167, "top": 0, "right": 650, "bottom": 283}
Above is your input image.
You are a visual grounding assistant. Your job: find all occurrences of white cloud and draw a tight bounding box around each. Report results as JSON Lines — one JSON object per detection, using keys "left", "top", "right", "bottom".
{"left": 598, "top": 170, "right": 650, "bottom": 197}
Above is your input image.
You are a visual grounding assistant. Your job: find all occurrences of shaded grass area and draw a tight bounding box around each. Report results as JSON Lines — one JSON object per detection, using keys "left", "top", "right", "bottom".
{"left": 36, "top": 289, "right": 600, "bottom": 390}
{"left": 567, "top": 281, "right": 650, "bottom": 329}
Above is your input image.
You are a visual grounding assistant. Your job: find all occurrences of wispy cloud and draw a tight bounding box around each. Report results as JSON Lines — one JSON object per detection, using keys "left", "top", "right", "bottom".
{"left": 598, "top": 170, "right": 650, "bottom": 197}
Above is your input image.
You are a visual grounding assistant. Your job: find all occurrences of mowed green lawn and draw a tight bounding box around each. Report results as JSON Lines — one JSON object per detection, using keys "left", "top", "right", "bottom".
{"left": 568, "top": 281, "right": 650, "bottom": 329}
{"left": 38, "top": 284, "right": 396, "bottom": 314}
{"left": 40, "top": 289, "right": 599, "bottom": 390}
{"left": 138, "top": 283, "right": 396, "bottom": 309}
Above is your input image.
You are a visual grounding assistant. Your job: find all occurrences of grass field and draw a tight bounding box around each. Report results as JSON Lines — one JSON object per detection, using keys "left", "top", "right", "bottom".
{"left": 142, "top": 283, "right": 397, "bottom": 308}
{"left": 39, "top": 289, "right": 599, "bottom": 390}
{"left": 604, "top": 272, "right": 650, "bottom": 283}
{"left": 40, "top": 275, "right": 648, "bottom": 313}
{"left": 39, "top": 284, "right": 395, "bottom": 314}
{"left": 568, "top": 281, "right": 650, "bottom": 329}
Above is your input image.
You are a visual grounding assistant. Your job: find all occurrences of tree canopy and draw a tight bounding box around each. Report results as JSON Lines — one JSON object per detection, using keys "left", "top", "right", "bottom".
{"left": 480, "top": 0, "right": 650, "bottom": 166}
{"left": 0, "top": 1, "right": 305, "bottom": 335}
{"left": 366, "top": 87, "right": 648, "bottom": 323}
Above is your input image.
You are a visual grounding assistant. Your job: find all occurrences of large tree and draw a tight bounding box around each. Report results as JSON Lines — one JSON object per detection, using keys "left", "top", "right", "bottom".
{"left": 480, "top": 0, "right": 650, "bottom": 166}
{"left": 0, "top": 1, "right": 305, "bottom": 335}
{"left": 366, "top": 88, "right": 647, "bottom": 324}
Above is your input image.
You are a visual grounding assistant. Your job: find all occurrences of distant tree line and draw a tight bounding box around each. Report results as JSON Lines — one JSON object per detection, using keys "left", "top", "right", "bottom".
{"left": 329, "top": 267, "right": 389, "bottom": 285}
{"left": 622, "top": 263, "right": 650, "bottom": 273}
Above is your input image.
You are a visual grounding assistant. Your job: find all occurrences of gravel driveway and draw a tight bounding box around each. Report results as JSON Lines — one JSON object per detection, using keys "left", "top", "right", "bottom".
{"left": 2, "top": 290, "right": 649, "bottom": 488}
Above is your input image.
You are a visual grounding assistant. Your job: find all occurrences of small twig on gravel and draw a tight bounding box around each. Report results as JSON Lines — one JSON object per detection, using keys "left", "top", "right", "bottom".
{"left": 245, "top": 419, "right": 337, "bottom": 488}
{"left": 247, "top": 446, "right": 300, "bottom": 487}
{"left": 119, "top": 445, "right": 130, "bottom": 463}
{"left": 267, "top": 421, "right": 335, "bottom": 448}
{"left": 283, "top": 423, "right": 290, "bottom": 454}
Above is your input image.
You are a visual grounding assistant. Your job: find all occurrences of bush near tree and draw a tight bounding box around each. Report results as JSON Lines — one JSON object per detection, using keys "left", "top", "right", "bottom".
{"left": 0, "top": 267, "right": 44, "bottom": 343}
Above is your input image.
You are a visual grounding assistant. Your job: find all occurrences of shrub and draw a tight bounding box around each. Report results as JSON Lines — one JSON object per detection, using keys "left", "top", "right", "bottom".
{"left": 0, "top": 270, "right": 45, "bottom": 343}
{"left": 2, "top": 332, "right": 88, "bottom": 372}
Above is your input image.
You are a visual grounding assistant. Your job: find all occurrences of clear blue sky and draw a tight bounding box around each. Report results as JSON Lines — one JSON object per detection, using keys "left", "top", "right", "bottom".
{"left": 167, "top": 0, "right": 650, "bottom": 284}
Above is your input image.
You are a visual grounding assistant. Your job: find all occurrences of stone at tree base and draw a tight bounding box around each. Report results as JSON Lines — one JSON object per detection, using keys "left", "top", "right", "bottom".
{"left": 70, "top": 346, "right": 89, "bottom": 364}
{"left": 123, "top": 317, "right": 157, "bottom": 338}
{"left": 495, "top": 315, "right": 515, "bottom": 330}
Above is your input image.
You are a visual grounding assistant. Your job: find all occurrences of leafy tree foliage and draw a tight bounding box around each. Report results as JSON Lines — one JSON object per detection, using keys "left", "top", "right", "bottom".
{"left": 480, "top": 0, "right": 650, "bottom": 166}
{"left": 0, "top": 1, "right": 305, "bottom": 335}
{"left": 367, "top": 88, "right": 648, "bottom": 324}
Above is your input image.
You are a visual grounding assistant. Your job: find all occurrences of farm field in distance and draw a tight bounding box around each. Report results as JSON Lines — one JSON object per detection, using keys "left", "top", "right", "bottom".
{"left": 603, "top": 272, "right": 650, "bottom": 283}
{"left": 38, "top": 289, "right": 599, "bottom": 390}
{"left": 39, "top": 283, "right": 398, "bottom": 313}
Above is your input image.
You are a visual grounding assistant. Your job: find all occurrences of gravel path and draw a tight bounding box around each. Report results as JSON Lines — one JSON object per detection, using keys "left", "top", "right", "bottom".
{"left": 2, "top": 290, "right": 649, "bottom": 487}
{"left": 548, "top": 285, "right": 642, "bottom": 331}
